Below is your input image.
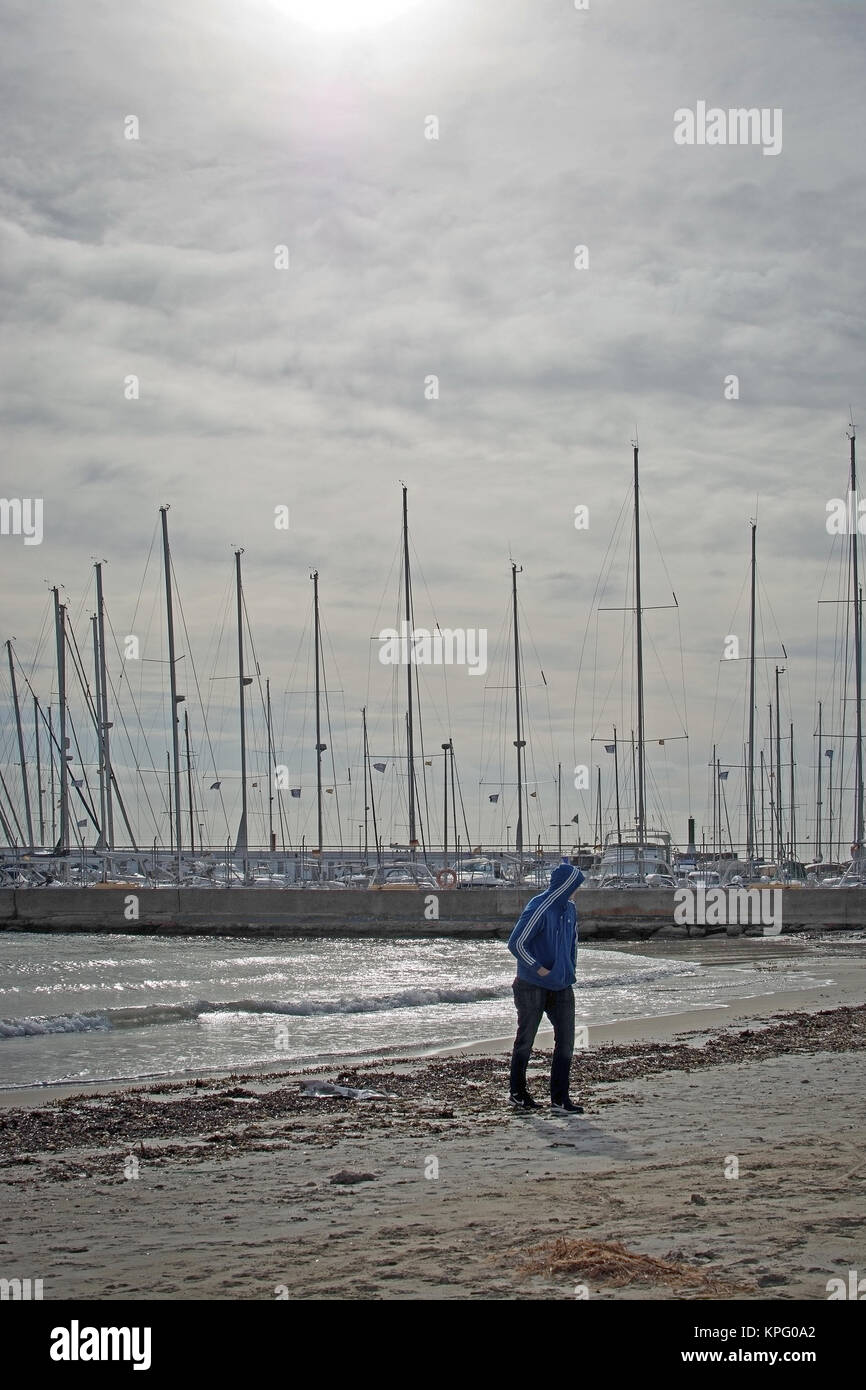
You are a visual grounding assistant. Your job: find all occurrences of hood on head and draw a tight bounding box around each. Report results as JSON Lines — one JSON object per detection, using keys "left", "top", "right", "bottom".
{"left": 548, "top": 860, "right": 581, "bottom": 897}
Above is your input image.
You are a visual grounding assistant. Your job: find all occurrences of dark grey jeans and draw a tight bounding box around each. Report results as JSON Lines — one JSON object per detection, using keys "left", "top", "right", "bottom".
{"left": 509, "top": 977, "right": 575, "bottom": 1102}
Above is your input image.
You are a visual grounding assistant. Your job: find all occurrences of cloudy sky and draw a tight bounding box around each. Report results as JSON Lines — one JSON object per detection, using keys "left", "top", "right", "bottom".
{"left": 1, "top": 0, "right": 864, "bottom": 859}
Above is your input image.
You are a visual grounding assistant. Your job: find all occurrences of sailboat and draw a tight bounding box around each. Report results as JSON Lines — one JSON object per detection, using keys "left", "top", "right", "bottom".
{"left": 725, "top": 520, "right": 790, "bottom": 887}
{"left": 368, "top": 484, "right": 431, "bottom": 867}
{"left": 593, "top": 442, "right": 679, "bottom": 888}
{"left": 829, "top": 420, "right": 866, "bottom": 887}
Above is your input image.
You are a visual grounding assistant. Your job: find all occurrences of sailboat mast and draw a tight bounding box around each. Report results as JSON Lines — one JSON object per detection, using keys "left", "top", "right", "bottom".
{"left": 450, "top": 740, "right": 458, "bottom": 851}
{"left": 159, "top": 507, "right": 183, "bottom": 873}
{"left": 235, "top": 548, "right": 249, "bottom": 873}
{"left": 775, "top": 665, "right": 784, "bottom": 861}
{"left": 816, "top": 701, "right": 823, "bottom": 861}
{"left": 6, "top": 641, "right": 33, "bottom": 850}
{"left": 184, "top": 709, "right": 195, "bottom": 856}
{"left": 90, "top": 615, "right": 107, "bottom": 848}
{"left": 613, "top": 725, "right": 622, "bottom": 867}
{"left": 595, "top": 766, "right": 602, "bottom": 850}
{"left": 760, "top": 748, "right": 766, "bottom": 861}
{"left": 747, "top": 522, "right": 757, "bottom": 865}
{"left": 363, "top": 705, "right": 380, "bottom": 864}
{"left": 266, "top": 678, "right": 274, "bottom": 852}
{"left": 442, "top": 740, "right": 449, "bottom": 860}
{"left": 768, "top": 704, "right": 774, "bottom": 859}
{"left": 34, "top": 694, "right": 45, "bottom": 846}
{"left": 743, "top": 743, "right": 748, "bottom": 856}
{"left": 52, "top": 588, "right": 69, "bottom": 853}
{"left": 362, "top": 707, "right": 369, "bottom": 861}
{"left": 0, "top": 767, "right": 25, "bottom": 847}
{"left": 0, "top": 789, "right": 13, "bottom": 848}
{"left": 795, "top": 722, "right": 800, "bottom": 861}
{"left": 312, "top": 570, "right": 324, "bottom": 859}
{"left": 850, "top": 426, "right": 864, "bottom": 848}
{"left": 94, "top": 562, "right": 114, "bottom": 851}
{"left": 828, "top": 748, "right": 835, "bottom": 862}
{"left": 48, "top": 704, "right": 56, "bottom": 847}
{"left": 512, "top": 561, "right": 525, "bottom": 860}
{"left": 167, "top": 750, "right": 173, "bottom": 855}
{"left": 633, "top": 443, "right": 646, "bottom": 861}
{"left": 717, "top": 745, "right": 722, "bottom": 861}
{"left": 402, "top": 487, "right": 416, "bottom": 849}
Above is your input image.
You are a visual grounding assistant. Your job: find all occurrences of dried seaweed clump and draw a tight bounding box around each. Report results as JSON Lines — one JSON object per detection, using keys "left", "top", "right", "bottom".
{"left": 518, "top": 1237, "right": 750, "bottom": 1296}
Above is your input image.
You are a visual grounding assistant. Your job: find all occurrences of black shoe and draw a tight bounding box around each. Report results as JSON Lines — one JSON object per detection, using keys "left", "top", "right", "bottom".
{"left": 509, "top": 1091, "right": 540, "bottom": 1110}
{"left": 551, "top": 1097, "right": 584, "bottom": 1114}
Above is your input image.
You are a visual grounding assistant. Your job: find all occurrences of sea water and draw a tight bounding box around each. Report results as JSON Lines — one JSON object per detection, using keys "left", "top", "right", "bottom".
{"left": 0, "top": 931, "right": 836, "bottom": 1090}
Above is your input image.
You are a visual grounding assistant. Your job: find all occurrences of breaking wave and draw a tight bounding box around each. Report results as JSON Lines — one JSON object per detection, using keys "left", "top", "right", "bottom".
{"left": 0, "top": 986, "right": 509, "bottom": 1036}
{"left": 0, "top": 963, "right": 693, "bottom": 1038}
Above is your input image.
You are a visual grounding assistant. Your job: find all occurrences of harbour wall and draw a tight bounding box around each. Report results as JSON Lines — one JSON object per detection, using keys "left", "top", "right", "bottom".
{"left": 0, "top": 887, "right": 863, "bottom": 939}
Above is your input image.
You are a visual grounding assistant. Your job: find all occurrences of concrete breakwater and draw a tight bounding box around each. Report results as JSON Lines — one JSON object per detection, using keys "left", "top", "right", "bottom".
{"left": 0, "top": 887, "right": 864, "bottom": 939}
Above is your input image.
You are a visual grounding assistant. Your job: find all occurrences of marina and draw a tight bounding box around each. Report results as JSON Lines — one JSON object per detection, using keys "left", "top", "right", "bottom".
{"left": 3, "top": 434, "right": 866, "bottom": 902}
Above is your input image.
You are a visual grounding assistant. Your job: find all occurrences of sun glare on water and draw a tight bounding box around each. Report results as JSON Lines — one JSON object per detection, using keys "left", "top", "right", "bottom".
{"left": 280, "top": 0, "right": 424, "bottom": 34}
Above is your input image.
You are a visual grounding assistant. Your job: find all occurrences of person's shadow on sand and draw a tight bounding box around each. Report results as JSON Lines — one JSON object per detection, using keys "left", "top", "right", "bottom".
{"left": 510, "top": 1111, "right": 637, "bottom": 1160}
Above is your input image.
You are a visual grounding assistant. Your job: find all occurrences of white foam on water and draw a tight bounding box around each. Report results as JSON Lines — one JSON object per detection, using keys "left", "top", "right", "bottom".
{"left": 0, "top": 932, "right": 838, "bottom": 1089}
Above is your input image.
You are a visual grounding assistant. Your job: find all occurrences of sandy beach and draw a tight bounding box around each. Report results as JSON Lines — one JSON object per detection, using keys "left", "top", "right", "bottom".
{"left": 1, "top": 938, "right": 864, "bottom": 1302}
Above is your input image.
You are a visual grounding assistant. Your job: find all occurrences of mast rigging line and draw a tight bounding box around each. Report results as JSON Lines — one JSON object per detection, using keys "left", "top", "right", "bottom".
{"left": 642, "top": 498, "right": 690, "bottom": 784}
{"left": 515, "top": 587, "right": 558, "bottom": 840}
{"left": 477, "top": 600, "right": 512, "bottom": 846}
{"left": 102, "top": 610, "right": 166, "bottom": 844}
{"left": 451, "top": 742, "right": 472, "bottom": 848}
{"left": 516, "top": 585, "right": 552, "bottom": 852}
{"left": 239, "top": 581, "right": 293, "bottom": 850}
{"left": 170, "top": 551, "right": 231, "bottom": 844}
{"left": 317, "top": 602, "right": 345, "bottom": 855}
{"left": 23, "top": 597, "right": 52, "bottom": 691}
{"left": 408, "top": 528, "right": 458, "bottom": 736}
{"left": 9, "top": 651, "right": 117, "bottom": 843}
{"left": 64, "top": 710, "right": 101, "bottom": 833}
{"left": 201, "top": 569, "right": 236, "bottom": 779}
{"left": 240, "top": 585, "right": 294, "bottom": 853}
{"left": 574, "top": 487, "right": 633, "bottom": 776}
{"left": 576, "top": 453, "right": 685, "bottom": 848}
{"left": 62, "top": 621, "right": 104, "bottom": 830}
{"left": 320, "top": 605, "right": 354, "bottom": 851}
{"left": 0, "top": 766, "right": 26, "bottom": 845}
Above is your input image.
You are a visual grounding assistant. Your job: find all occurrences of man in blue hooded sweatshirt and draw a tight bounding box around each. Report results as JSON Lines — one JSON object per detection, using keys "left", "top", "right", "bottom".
{"left": 507, "top": 858, "right": 585, "bottom": 1112}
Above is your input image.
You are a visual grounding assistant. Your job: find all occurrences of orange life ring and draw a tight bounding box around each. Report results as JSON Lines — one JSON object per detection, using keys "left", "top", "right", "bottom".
{"left": 436, "top": 868, "right": 458, "bottom": 888}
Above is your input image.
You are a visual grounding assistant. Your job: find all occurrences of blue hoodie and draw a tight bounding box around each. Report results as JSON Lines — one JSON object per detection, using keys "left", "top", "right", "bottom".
{"left": 507, "top": 861, "right": 585, "bottom": 990}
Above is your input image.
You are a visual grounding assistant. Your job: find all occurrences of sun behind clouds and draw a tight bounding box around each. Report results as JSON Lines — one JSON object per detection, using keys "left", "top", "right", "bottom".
{"left": 278, "top": 0, "right": 425, "bottom": 35}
